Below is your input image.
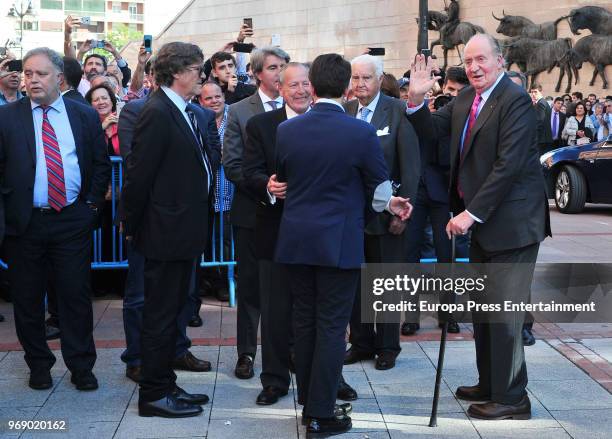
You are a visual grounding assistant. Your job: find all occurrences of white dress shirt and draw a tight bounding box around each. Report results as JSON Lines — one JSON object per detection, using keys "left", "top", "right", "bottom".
{"left": 32, "top": 96, "right": 81, "bottom": 208}
{"left": 258, "top": 88, "right": 283, "bottom": 112}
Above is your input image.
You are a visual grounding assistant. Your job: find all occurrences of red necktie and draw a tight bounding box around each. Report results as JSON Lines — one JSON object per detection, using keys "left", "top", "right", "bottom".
{"left": 461, "top": 93, "right": 482, "bottom": 158}
{"left": 41, "top": 106, "right": 67, "bottom": 211}
{"left": 458, "top": 94, "right": 482, "bottom": 199}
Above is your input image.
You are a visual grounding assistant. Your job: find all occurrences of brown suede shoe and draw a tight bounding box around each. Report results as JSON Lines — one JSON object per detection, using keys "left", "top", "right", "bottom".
{"left": 467, "top": 395, "right": 531, "bottom": 420}
{"left": 455, "top": 384, "right": 491, "bottom": 401}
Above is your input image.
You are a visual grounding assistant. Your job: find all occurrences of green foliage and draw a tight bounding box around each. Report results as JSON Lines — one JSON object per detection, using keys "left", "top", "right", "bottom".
{"left": 105, "top": 23, "right": 142, "bottom": 52}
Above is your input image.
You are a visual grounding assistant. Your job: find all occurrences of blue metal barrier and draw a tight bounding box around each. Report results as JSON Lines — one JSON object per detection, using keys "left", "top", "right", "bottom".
{"left": 0, "top": 156, "right": 237, "bottom": 307}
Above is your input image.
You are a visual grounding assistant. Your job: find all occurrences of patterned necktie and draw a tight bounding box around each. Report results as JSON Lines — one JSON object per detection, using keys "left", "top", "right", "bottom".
{"left": 186, "top": 109, "right": 212, "bottom": 189}
{"left": 41, "top": 106, "right": 67, "bottom": 211}
{"left": 552, "top": 112, "right": 558, "bottom": 139}
{"left": 360, "top": 107, "right": 371, "bottom": 122}
{"left": 267, "top": 100, "right": 279, "bottom": 111}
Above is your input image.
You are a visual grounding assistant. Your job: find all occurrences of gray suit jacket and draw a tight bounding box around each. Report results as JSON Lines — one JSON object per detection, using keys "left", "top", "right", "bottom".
{"left": 344, "top": 94, "right": 420, "bottom": 236}
{"left": 222, "top": 91, "right": 265, "bottom": 228}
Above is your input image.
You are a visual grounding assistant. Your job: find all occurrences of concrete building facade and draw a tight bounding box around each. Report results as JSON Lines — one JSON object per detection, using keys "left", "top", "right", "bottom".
{"left": 155, "top": 0, "right": 612, "bottom": 98}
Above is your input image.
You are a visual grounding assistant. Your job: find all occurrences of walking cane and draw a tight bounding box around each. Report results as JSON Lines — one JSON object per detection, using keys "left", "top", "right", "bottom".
{"left": 429, "top": 214, "right": 457, "bottom": 427}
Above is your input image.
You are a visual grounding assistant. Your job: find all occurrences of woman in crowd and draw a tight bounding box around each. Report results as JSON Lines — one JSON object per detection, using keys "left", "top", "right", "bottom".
{"left": 563, "top": 101, "right": 595, "bottom": 145}
{"left": 85, "top": 83, "right": 119, "bottom": 156}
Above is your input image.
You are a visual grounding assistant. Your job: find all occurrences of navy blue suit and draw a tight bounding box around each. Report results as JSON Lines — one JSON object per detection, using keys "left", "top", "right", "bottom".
{"left": 274, "top": 102, "right": 389, "bottom": 417}
{"left": 0, "top": 96, "right": 110, "bottom": 375}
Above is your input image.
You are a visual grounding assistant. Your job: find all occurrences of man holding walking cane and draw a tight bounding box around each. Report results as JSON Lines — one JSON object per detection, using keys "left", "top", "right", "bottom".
{"left": 406, "top": 34, "right": 550, "bottom": 420}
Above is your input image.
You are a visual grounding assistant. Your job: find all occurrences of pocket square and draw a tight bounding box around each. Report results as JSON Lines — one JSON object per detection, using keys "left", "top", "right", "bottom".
{"left": 376, "top": 126, "right": 390, "bottom": 136}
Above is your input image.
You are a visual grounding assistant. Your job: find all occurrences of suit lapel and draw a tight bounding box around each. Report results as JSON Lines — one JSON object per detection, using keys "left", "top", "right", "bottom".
{"left": 159, "top": 91, "right": 205, "bottom": 169}
{"left": 461, "top": 77, "right": 508, "bottom": 162}
{"left": 450, "top": 90, "right": 474, "bottom": 168}
{"left": 344, "top": 100, "right": 359, "bottom": 118}
{"left": 19, "top": 98, "right": 37, "bottom": 162}
{"left": 251, "top": 92, "right": 265, "bottom": 115}
{"left": 370, "top": 95, "right": 389, "bottom": 131}
{"left": 64, "top": 98, "right": 86, "bottom": 170}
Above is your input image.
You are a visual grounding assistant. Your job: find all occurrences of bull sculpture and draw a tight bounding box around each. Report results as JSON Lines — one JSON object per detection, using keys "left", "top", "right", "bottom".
{"left": 564, "top": 35, "right": 612, "bottom": 89}
{"left": 503, "top": 37, "right": 574, "bottom": 92}
{"left": 422, "top": 0, "right": 484, "bottom": 70}
{"left": 492, "top": 10, "right": 568, "bottom": 41}
{"left": 567, "top": 6, "right": 612, "bottom": 36}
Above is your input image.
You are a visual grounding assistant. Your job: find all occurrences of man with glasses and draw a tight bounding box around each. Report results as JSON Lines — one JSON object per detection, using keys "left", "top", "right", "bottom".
{"left": 122, "top": 42, "right": 221, "bottom": 418}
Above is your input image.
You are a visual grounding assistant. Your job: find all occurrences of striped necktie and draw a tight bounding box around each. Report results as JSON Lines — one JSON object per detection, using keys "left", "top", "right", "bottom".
{"left": 186, "top": 108, "right": 212, "bottom": 189}
{"left": 41, "top": 106, "right": 67, "bottom": 211}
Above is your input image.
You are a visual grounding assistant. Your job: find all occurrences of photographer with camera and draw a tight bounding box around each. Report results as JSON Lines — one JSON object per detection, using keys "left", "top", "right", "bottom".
{"left": 0, "top": 50, "right": 23, "bottom": 106}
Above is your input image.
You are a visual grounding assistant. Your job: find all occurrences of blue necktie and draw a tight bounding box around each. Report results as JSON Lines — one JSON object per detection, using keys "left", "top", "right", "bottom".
{"left": 552, "top": 112, "right": 558, "bottom": 139}
{"left": 360, "top": 107, "right": 370, "bottom": 122}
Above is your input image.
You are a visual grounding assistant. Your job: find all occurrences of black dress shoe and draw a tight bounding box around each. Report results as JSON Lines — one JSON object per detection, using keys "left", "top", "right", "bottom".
{"left": 306, "top": 414, "right": 352, "bottom": 437}
{"left": 188, "top": 315, "right": 203, "bottom": 327}
{"left": 467, "top": 395, "right": 531, "bottom": 420}
{"left": 522, "top": 328, "right": 536, "bottom": 346}
{"left": 401, "top": 322, "right": 420, "bottom": 336}
{"left": 344, "top": 348, "right": 374, "bottom": 365}
{"left": 70, "top": 370, "right": 98, "bottom": 391}
{"left": 126, "top": 365, "right": 142, "bottom": 383}
{"left": 139, "top": 395, "right": 203, "bottom": 418}
{"left": 171, "top": 385, "right": 209, "bottom": 405}
{"left": 375, "top": 351, "right": 397, "bottom": 370}
{"left": 447, "top": 320, "right": 460, "bottom": 334}
{"left": 215, "top": 286, "right": 229, "bottom": 302}
{"left": 235, "top": 354, "right": 254, "bottom": 379}
{"left": 45, "top": 324, "right": 61, "bottom": 340}
{"left": 302, "top": 403, "right": 353, "bottom": 425}
{"left": 337, "top": 375, "right": 358, "bottom": 401}
{"left": 256, "top": 386, "right": 288, "bottom": 405}
{"left": 29, "top": 369, "right": 52, "bottom": 390}
{"left": 455, "top": 384, "right": 490, "bottom": 401}
{"left": 172, "top": 351, "right": 211, "bottom": 372}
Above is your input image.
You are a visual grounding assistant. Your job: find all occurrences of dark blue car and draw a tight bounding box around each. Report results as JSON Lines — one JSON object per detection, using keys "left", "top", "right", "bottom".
{"left": 541, "top": 135, "right": 612, "bottom": 213}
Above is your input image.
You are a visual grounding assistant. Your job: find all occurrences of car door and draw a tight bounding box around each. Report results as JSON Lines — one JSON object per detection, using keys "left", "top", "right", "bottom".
{"left": 592, "top": 137, "right": 612, "bottom": 203}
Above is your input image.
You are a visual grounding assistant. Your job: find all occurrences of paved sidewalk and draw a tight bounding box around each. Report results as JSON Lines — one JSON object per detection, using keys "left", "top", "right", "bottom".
{"left": 1, "top": 338, "right": 611, "bottom": 439}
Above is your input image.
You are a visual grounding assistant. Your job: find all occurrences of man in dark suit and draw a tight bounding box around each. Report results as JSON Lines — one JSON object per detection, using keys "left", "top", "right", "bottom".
{"left": 0, "top": 47, "right": 110, "bottom": 391}
{"left": 242, "top": 62, "right": 357, "bottom": 407}
{"left": 343, "top": 54, "right": 420, "bottom": 370}
{"left": 222, "top": 46, "right": 290, "bottom": 379}
{"left": 122, "top": 42, "right": 221, "bottom": 418}
{"left": 549, "top": 97, "right": 566, "bottom": 148}
{"left": 407, "top": 34, "right": 551, "bottom": 420}
{"left": 274, "top": 53, "right": 413, "bottom": 436}
{"left": 61, "top": 56, "right": 88, "bottom": 105}
{"left": 529, "top": 83, "right": 553, "bottom": 155}
{"left": 117, "top": 74, "right": 214, "bottom": 384}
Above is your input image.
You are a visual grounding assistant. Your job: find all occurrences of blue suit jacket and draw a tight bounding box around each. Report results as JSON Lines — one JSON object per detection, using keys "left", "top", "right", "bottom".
{"left": 0, "top": 97, "right": 110, "bottom": 242}
{"left": 274, "top": 102, "right": 389, "bottom": 269}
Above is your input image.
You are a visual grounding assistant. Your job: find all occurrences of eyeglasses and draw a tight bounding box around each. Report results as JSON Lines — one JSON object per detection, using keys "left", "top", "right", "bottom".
{"left": 185, "top": 64, "right": 205, "bottom": 75}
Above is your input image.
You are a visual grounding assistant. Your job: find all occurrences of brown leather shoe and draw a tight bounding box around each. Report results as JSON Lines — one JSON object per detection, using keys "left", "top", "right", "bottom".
{"left": 172, "top": 351, "right": 211, "bottom": 372}
{"left": 456, "top": 384, "right": 490, "bottom": 401}
{"left": 126, "top": 365, "right": 142, "bottom": 383}
{"left": 467, "top": 395, "right": 531, "bottom": 420}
